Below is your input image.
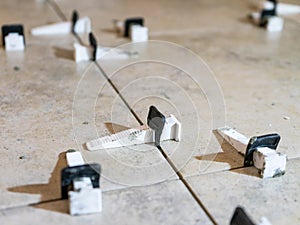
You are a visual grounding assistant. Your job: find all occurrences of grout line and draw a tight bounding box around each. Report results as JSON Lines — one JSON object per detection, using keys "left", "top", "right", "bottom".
{"left": 47, "top": 0, "right": 144, "bottom": 126}
{"left": 29, "top": 198, "right": 62, "bottom": 207}
{"left": 157, "top": 146, "right": 218, "bottom": 225}
{"left": 93, "top": 62, "right": 144, "bottom": 125}
{"left": 178, "top": 165, "right": 246, "bottom": 181}
{"left": 0, "top": 198, "right": 62, "bottom": 213}
{"left": 46, "top": 1, "right": 218, "bottom": 224}
{"left": 46, "top": 0, "right": 68, "bottom": 21}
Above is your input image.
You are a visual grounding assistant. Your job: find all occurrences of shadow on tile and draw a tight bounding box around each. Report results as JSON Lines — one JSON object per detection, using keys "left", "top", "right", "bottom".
{"left": 194, "top": 130, "right": 260, "bottom": 178}
{"left": 53, "top": 46, "right": 74, "bottom": 61}
{"left": 8, "top": 152, "right": 67, "bottom": 206}
{"left": 237, "top": 16, "right": 253, "bottom": 25}
{"left": 104, "top": 122, "right": 130, "bottom": 134}
{"left": 33, "top": 199, "right": 69, "bottom": 215}
{"left": 101, "top": 28, "right": 117, "bottom": 34}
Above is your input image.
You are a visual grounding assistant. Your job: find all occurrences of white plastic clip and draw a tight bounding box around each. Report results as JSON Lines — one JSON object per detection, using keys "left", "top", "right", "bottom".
{"left": 250, "top": 0, "right": 284, "bottom": 32}
{"left": 114, "top": 17, "right": 148, "bottom": 42}
{"left": 217, "top": 127, "right": 286, "bottom": 178}
{"left": 64, "top": 150, "right": 102, "bottom": 215}
{"left": 5, "top": 33, "right": 25, "bottom": 51}
{"left": 31, "top": 17, "right": 91, "bottom": 35}
{"left": 130, "top": 25, "right": 148, "bottom": 42}
{"left": 86, "top": 114, "right": 181, "bottom": 151}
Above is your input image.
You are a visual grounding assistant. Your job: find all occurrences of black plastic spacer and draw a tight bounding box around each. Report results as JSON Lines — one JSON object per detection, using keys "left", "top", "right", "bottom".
{"left": 147, "top": 106, "right": 166, "bottom": 147}
{"left": 124, "top": 17, "right": 144, "bottom": 37}
{"left": 260, "top": 0, "right": 277, "bottom": 27}
{"left": 230, "top": 207, "right": 256, "bottom": 225}
{"left": 71, "top": 10, "right": 79, "bottom": 34}
{"left": 244, "top": 133, "right": 281, "bottom": 166}
{"left": 89, "top": 32, "right": 97, "bottom": 61}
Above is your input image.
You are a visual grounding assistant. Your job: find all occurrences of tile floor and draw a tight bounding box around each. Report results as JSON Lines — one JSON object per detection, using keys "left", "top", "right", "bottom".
{"left": 0, "top": 0, "right": 299, "bottom": 224}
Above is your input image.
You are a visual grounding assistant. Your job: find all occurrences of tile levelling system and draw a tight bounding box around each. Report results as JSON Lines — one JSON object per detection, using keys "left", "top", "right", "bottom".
{"left": 86, "top": 106, "right": 181, "bottom": 151}
{"left": 217, "top": 127, "right": 286, "bottom": 179}
{"left": 61, "top": 150, "right": 102, "bottom": 216}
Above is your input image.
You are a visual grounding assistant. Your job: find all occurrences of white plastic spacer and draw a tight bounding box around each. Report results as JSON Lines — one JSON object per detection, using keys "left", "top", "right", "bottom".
{"left": 266, "top": 16, "right": 284, "bottom": 32}
{"left": 66, "top": 151, "right": 85, "bottom": 167}
{"left": 253, "top": 147, "right": 287, "bottom": 178}
{"left": 4, "top": 33, "right": 25, "bottom": 51}
{"left": 130, "top": 25, "right": 148, "bottom": 42}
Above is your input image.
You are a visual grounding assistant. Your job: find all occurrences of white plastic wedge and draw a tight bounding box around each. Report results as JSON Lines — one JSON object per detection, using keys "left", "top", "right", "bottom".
{"left": 86, "top": 114, "right": 181, "bottom": 151}
{"left": 31, "top": 17, "right": 91, "bottom": 35}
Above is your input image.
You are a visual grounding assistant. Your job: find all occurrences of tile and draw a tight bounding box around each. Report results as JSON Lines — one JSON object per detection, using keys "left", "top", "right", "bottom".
{"left": 0, "top": 43, "right": 92, "bottom": 209}
{"left": 0, "top": 0, "right": 87, "bottom": 210}
{"left": 0, "top": 180, "right": 212, "bottom": 225}
{"left": 0, "top": 44, "right": 176, "bottom": 209}
{"left": 186, "top": 158, "right": 300, "bottom": 225}
{"left": 1, "top": 0, "right": 177, "bottom": 210}
{"left": 0, "top": 0, "right": 58, "bottom": 28}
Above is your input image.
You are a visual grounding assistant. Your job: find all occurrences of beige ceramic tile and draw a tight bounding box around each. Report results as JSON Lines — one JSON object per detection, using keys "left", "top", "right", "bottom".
{"left": 0, "top": 0, "right": 86, "bottom": 209}
{"left": 0, "top": 180, "right": 212, "bottom": 225}
{"left": 167, "top": 19, "right": 300, "bottom": 160}
{"left": 0, "top": 0, "right": 58, "bottom": 27}
{"left": 0, "top": 43, "right": 93, "bottom": 209}
{"left": 186, "top": 158, "right": 300, "bottom": 225}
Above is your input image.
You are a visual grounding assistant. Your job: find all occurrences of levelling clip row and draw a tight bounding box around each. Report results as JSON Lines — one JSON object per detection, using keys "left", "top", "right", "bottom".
{"left": 86, "top": 106, "right": 181, "bottom": 151}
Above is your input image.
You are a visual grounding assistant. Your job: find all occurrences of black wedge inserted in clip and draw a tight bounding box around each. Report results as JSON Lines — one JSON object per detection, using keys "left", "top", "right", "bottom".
{"left": 71, "top": 10, "right": 79, "bottom": 34}
{"left": 230, "top": 207, "right": 255, "bottom": 225}
{"left": 89, "top": 32, "right": 97, "bottom": 61}
{"left": 61, "top": 163, "right": 101, "bottom": 199}
{"left": 147, "top": 106, "right": 166, "bottom": 148}
{"left": 260, "top": 0, "right": 277, "bottom": 27}
{"left": 244, "top": 133, "right": 281, "bottom": 166}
